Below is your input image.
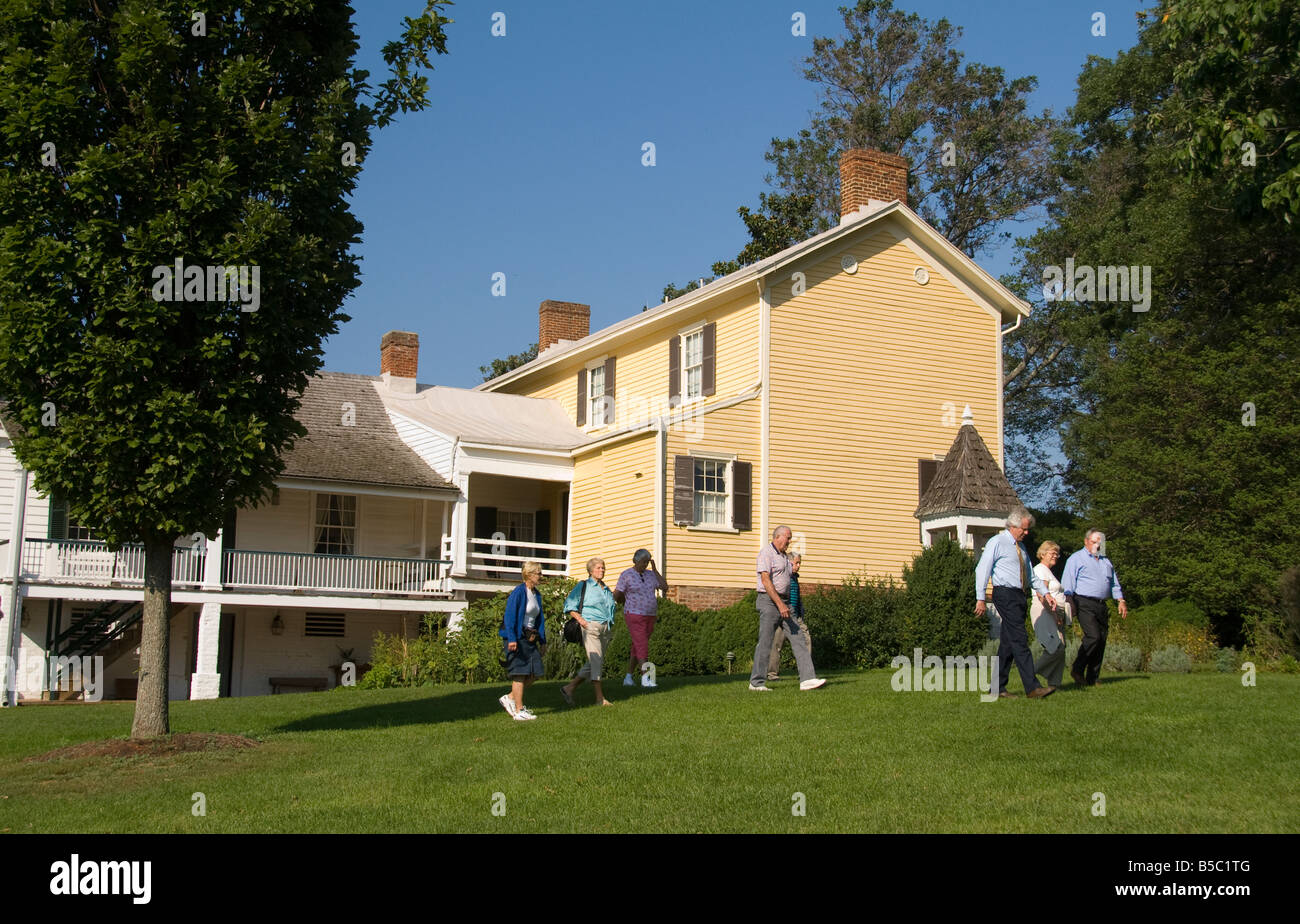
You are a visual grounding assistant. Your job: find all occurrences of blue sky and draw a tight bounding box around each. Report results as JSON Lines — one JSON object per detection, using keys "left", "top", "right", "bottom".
{"left": 330, "top": 0, "right": 1150, "bottom": 386}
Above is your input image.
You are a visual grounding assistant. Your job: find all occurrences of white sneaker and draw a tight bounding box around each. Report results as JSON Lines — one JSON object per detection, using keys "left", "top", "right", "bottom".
{"left": 641, "top": 676, "right": 657, "bottom": 688}
{"left": 513, "top": 709, "right": 537, "bottom": 721}
{"left": 799, "top": 678, "right": 827, "bottom": 691}
{"left": 498, "top": 694, "right": 517, "bottom": 716}
{"left": 623, "top": 674, "right": 635, "bottom": 687}
{"left": 748, "top": 683, "right": 771, "bottom": 692}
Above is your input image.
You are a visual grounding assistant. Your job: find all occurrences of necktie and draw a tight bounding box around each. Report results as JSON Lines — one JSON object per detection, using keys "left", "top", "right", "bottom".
{"left": 1015, "top": 541, "right": 1030, "bottom": 593}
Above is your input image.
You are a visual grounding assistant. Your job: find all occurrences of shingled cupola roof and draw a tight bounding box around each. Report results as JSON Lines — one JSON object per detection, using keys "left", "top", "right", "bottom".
{"left": 914, "top": 406, "right": 1022, "bottom": 519}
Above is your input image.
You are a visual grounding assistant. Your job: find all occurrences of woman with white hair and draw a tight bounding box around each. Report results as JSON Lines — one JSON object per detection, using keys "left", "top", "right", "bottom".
{"left": 614, "top": 548, "right": 668, "bottom": 688}
{"left": 560, "top": 557, "right": 618, "bottom": 707}
{"left": 498, "top": 560, "right": 546, "bottom": 721}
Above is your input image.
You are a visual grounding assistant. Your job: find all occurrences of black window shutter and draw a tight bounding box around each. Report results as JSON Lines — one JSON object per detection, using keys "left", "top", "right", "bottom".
{"left": 535, "top": 509, "right": 551, "bottom": 545}
{"left": 576, "top": 368, "right": 587, "bottom": 426}
{"left": 603, "top": 356, "right": 616, "bottom": 424}
{"left": 918, "top": 459, "right": 941, "bottom": 502}
{"left": 702, "top": 322, "right": 716, "bottom": 397}
{"left": 672, "top": 456, "right": 695, "bottom": 525}
{"left": 474, "top": 506, "right": 498, "bottom": 538}
{"left": 732, "top": 461, "right": 752, "bottom": 530}
{"left": 48, "top": 493, "right": 68, "bottom": 540}
{"left": 668, "top": 336, "right": 681, "bottom": 405}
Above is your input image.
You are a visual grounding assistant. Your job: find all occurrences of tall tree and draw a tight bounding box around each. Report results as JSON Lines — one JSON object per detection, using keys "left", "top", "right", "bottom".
{"left": 661, "top": 0, "right": 1057, "bottom": 300}
{"left": 480, "top": 342, "right": 538, "bottom": 382}
{"left": 1006, "top": 2, "right": 1300, "bottom": 642}
{"left": 0, "top": 0, "right": 451, "bottom": 735}
{"left": 749, "top": 0, "right": 1057, "bottom": 261}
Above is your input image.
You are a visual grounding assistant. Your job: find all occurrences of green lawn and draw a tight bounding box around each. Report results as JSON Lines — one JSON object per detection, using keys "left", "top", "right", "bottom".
{"left": 2, "top": 670, "right": 1297, "bottom": 833}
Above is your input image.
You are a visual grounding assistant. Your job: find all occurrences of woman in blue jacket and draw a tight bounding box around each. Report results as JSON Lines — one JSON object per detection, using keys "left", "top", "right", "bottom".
{"left": 499, "top": 561, "right": 546, "bottom": 721}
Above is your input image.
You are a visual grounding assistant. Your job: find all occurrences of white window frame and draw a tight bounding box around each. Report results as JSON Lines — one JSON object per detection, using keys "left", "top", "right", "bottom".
{"left": 585, "top": 357, "right": 611, "bottom": 428}
{"left": 312, "top": 493, "right": 359, "bottom": 556}
{"left": 686, "top": 452, "right": 739, "bottom": 533}
{"left": 676, "top": 324, "right": 707, "bottom": 407}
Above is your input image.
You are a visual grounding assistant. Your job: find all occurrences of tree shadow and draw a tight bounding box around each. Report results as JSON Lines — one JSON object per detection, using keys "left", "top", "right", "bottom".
{"left": 274, "top": 672, "right": 754, "bottom": 733}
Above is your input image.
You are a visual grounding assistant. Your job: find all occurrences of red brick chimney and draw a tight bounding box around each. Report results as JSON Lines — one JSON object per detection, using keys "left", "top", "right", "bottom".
{"left": 539, "top": 300, "right": 590, "bottom": 351}
{"left": 840, "top": 149, "right": 909, "bottom": 221}
{"left": 380, "top": 330, "right": 419, "bottom": 378}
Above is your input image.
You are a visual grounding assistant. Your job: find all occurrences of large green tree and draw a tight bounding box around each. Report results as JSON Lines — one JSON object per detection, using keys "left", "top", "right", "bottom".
{"left": 1004, "top": 1, "right": 1300, "bottom": 642}
{"left": 666, "top": 0, "right": 1057, "bottom": 300}
{"left": 0, "top": 0, "right": 451, "bottom": 735}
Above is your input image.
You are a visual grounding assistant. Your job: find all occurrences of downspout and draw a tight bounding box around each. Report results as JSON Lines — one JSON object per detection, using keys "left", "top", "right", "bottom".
{"left": 2, "top": 467, "right": 30, "bottom": 707}
{"left": 655, "top": 417, "right": 666, "bottom": 570}
{"left": 757, "top": 278, "right": 771, "bottom": 541}
{"left": 997, "top": 313, "right": 1024, "bottom": 471}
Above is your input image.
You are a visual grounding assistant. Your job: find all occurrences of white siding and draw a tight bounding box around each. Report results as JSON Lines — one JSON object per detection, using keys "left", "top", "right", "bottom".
{"left": 389, "top": 412, "right": 456, "bottom": 479}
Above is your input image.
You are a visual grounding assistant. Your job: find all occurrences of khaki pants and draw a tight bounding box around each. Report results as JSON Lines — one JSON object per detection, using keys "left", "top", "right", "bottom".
{"left": 576, "top": 620, "right": 611, "bottom": 682}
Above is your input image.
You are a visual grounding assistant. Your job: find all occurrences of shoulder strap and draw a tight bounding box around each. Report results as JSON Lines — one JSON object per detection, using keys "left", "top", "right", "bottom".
{"left": 578, "top": 580, "right": 587, "bottom": 611}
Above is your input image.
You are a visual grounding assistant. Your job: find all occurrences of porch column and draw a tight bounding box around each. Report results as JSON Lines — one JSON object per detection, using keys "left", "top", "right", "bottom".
{"left": 202, "top": 528, "right": 224, "bottom": 590}
{"left": 1, "top": 465, "right": 30, "bottom": 707}
{"left": 189, "top": 601, "right": 222, "bottom": 700}
{"left": 450, "top": 474, "right": 469, "bottom": 577}
{"left": 956, "top": 521, "right": 969, "bottom": 550}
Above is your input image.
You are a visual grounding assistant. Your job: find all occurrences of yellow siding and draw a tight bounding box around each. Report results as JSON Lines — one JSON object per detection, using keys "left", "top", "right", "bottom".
{"left": 663, "top": 399, "right": 763, "bottom": 588}
{"left": 497, "top": 290, "right": 761, "bottom": 433}
{"left": 567, "top": 434, "right": 657, "bottom": 578}
{"left": 768, "top": 224, "right": 1002, "bottom": 585}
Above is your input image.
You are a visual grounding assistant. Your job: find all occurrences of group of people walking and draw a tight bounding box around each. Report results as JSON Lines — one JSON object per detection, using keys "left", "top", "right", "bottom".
{"left": 496, "top": 525, "right": 828, "bottom": 720}
{"left": 496, "top": 507, "right": 1117, "bottom": 720}
{"left": 975, "top": 507, "right": 1127, "bottom": 699}
{"left": 497, "top": 549, "right": 668, "bottom": 721}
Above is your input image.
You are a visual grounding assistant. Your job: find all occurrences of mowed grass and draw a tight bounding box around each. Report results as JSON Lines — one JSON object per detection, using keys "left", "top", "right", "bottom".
{"left": 2, "top": 670, "right": 1297, "bottom": 833}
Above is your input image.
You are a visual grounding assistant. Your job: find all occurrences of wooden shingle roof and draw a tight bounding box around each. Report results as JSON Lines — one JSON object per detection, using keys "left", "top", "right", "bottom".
{"left": 914, "top": 412, "right": 1022, "bottom": 519}
{"left": 282, "top": 372, "right": 453, "bottom": 492}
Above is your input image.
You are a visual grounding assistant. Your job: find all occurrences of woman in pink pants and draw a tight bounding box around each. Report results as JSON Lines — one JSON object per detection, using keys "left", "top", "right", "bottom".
{"left": 614, "top": 549, "right": 668, "bottom": 688}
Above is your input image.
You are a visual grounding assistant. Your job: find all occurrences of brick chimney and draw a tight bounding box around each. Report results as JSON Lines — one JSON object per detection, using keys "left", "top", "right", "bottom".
{"left": 840, "top": 149, "right": 909, "bottom": 222}
{"left": 538, "top": 300, "right": 590, "bottom": 352}
{"left": 380, "top": 330, "right": 418, "bottom": 392}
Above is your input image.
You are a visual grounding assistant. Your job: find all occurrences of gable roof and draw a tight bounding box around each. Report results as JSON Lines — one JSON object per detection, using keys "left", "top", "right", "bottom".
{"left": 282, "top": 372, "right": 454, "bottom": 491}
{"left": 914, "top": 416, "right": 1022, "bottom": 519}
{"left": 377, "top": 383, "right": 591, "bottom": 452}
{"left": 479, "top": 200, "right": 1031, "bottom": 392}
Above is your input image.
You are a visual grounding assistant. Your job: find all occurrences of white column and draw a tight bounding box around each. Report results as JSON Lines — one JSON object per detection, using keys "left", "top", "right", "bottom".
{"left": 189, "top": 601, "right": 223, "bottom": 699}
{"left": 202, "top": 528, "right": 224, "bottom": 590}
{"left": 451, "top": 474, "right": 469, "bottom": 577}
{"left": 1, "top": 466, "right": 30, "bottom": 707}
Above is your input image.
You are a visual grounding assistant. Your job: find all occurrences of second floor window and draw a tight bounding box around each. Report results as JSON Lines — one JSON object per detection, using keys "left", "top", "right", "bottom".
{"left": 588, "top": 363, "right": 607, "bottom": 425}
{"left": 314, "top": 494, "right": 357, "bottom": 555}
{"left": 683, "top": 330, "right": 704, "bottom": 399}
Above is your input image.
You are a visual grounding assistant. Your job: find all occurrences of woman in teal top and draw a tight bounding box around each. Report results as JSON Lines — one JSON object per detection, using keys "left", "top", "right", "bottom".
{"left": 560, "top": 558, "right": 618, "bottom": 707}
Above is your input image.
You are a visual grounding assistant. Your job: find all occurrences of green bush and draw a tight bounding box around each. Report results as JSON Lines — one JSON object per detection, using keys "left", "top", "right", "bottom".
{"left": 900, "top": 540, "right": 986, "bottom": 657}
{"left": 1149, "top": 644, "right": 1192, "bottom": 673}
{"left": 1103, "top": 642, "right": 1142, "bottom": 672}
{"left": 803, "top": 577, "right": 904, "bottom": 669}
{"left": 1215, "top": 647, "right": 1240, "bottom": 673}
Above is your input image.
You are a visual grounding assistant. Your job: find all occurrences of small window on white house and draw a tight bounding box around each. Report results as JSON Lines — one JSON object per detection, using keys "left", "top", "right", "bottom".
{"left": 693, "top": 459, "right": 728, "bottom": 526}
{"left": 496, "top": 510, "right": 535, "bottom": 544}
{"left": 314, "top": 494, "right": 357, "bottom": 555}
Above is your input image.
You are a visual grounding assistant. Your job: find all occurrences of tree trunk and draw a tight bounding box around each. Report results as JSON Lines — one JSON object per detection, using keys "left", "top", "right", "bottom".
{"left": 131, "top": 537, "right": 173, "bottom": 739}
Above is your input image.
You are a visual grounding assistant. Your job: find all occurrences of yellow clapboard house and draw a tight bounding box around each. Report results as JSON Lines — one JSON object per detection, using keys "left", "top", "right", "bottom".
{"left": 479, "top": 149, "right": 1030, "bottom": 606}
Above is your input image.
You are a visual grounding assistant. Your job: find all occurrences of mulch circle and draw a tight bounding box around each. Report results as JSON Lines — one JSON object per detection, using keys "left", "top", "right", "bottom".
{"left": 25, "top": 733, "right": 260, "bottom": 763}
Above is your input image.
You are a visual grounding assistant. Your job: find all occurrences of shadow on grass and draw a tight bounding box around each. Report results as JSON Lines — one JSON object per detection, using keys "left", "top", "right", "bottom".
{"left": 274, "top": 673, "right": 750, "bottom": 733}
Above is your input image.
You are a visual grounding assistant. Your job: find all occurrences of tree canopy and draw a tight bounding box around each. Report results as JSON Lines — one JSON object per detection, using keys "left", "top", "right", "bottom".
{"left": 0, "top": 0, "right": 452, "bottom": 734}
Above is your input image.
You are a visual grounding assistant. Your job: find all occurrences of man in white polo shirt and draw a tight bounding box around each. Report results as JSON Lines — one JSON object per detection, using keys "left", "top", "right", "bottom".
{"left": 750, "top": 525, "right": 825, "bottom": 692}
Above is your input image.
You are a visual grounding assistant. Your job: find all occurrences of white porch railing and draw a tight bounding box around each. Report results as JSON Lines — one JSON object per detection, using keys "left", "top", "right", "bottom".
{"left": 223, "top": 549, "right": 451, "bottom": 596}
{"left": 20, "top": 539, "right": 453, "bottom": 598}
{"left": 21, "top": 539, "right": 205, "bottom": 586}
{"left": 443, "top": 535, "right": 569, "bottom": 580}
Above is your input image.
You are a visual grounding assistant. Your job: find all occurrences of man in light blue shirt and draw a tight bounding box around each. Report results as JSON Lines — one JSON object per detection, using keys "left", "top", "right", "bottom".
{"left": 1062, "top": 529, "right": 1127, "bottom": 687}
{"left": 974, "top": 507, "right": 1058, "bottom": 699}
